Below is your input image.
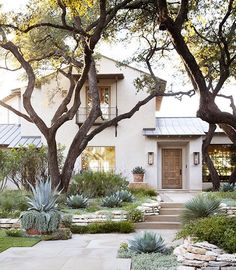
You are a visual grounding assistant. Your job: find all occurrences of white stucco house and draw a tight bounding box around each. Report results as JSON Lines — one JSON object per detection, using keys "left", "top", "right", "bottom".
{"left": 0, "top": 55, "right": 233, "bottom": 191}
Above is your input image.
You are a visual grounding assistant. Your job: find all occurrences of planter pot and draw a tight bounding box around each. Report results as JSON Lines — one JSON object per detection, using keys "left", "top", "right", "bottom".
{"left": 133, "top": 173, "right": 144, "bottom": 182}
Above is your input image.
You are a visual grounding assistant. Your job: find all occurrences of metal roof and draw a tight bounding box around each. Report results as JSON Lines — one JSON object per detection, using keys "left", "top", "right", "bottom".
{"left": 143, "top": 117, "right": 222, "bottom": 136}
{"left": 0, "top": 124, "right": 42, "bottom": 148}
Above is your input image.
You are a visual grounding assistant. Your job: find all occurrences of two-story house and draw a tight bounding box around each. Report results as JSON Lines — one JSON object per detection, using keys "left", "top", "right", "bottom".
{"left": 0, "top": 55, "right": 233, "bottom": 191}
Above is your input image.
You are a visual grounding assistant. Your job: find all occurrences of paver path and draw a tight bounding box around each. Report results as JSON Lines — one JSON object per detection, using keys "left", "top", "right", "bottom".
{"left": 0, "top": 230, "right": 179, "bottom": 270}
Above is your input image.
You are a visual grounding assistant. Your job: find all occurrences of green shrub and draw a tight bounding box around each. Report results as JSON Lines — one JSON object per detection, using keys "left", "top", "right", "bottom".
{"left": 61, "top": 214, "right": 73, "bottom": 228}
{"left": 0, "top": 209, "right": 21, "bottom": 218}
{"left": 181, "top": 194, "right": 221, "bottom": 224}
{"left": 101, "top": 194, "right": 123, "bottom": 208}
{"left": 0, "top": 190, "right": 28, "bottom": 212}
{"left": 5, "top": 229, "right": 23, "bottom": 237}
{"left": 177, "top": 216, "right": 236, "bottom": 253}
{"left": 71, "top": 221, "right": 134, "bottom": 234}
{"left": 128, "top": 208, "right": 144, "bottom": 222}
{"left": 208, "top": 191, "right": 236, "bottom": 200}
{"left": 67, "top": 194, "right": 88, "bottom": 208}
{"left": 41, "top": 228, "right": 72, "bottom": 240}
{"left": 128, "top": 187, "right": 157, "bottom": 197}
{"left": 69, "top": 171, "right": 129, "bottom": 197}
{"left": 129, "top": 231, "right": 166, "bottom": 254}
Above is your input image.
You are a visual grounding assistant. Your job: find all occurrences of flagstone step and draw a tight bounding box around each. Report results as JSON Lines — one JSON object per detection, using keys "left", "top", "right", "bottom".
{"left": 160, "top": 202, "right": 184, "bottom": 208}
{"left": 135, "top": 221, "right": 182, "bottom": 230}
{"left": 159, "top": 208, "right": 184, "bottom": 216}
{"left": 145, "top": 214, "right": 180, "bottom": 222}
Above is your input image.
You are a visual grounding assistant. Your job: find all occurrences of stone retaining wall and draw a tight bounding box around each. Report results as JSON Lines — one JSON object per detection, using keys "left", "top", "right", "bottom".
{"left": 174, "top": 239, "right": 236, "bottom": 270}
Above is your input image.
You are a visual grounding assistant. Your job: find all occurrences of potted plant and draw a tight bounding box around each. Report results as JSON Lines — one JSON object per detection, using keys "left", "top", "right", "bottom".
{"left": 132, "top": 166, "right": 145, "bottom": 182}
{"left": 20, "top": 179, "right": 61, "bottom": 235}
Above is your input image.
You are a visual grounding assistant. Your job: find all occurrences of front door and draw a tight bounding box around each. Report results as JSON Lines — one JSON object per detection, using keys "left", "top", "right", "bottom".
{"left": 162, "top": 149, "right": 182, "bottom": 189}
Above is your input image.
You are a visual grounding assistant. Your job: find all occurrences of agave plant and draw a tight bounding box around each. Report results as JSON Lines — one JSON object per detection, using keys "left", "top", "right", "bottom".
{"left": 181, "top": 194, "right": 221, "bottom": 224}
{"left": 27, "top": 179, "right": 61, "bottom": 212}
{"left": 116, "top": 190, "right": 135, "bottom": 202}
{"left": 129, "top": 231, "right": 166, "bottom": 253}
{"left": 20, "top": 179, "right": 61, "bottom": 233}
{"left": 102, "top": 194, "right": 122, "bottom": 208}
{"left": 220, "top": 183, "right": 235, "bottom": 192}
{"left": 67, "top": 194, "right": 88, "bottom": 208}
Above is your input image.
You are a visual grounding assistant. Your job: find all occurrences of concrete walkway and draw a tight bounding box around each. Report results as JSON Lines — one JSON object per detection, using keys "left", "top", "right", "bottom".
{"left": 160, "top": 191, "right": 200, "bottom": 203}
{"left": 0, "top": 230, "right": 179, "bottom": 270}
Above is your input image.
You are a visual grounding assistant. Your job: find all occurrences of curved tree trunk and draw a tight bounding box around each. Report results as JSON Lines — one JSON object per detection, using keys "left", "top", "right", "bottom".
{"left": 202, "top": 124, "right": 221, "bottom": 191}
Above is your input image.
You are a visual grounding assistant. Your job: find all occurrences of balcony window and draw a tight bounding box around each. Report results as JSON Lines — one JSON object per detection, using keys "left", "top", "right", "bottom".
{"left": 203, "top": 144, "right": 236, "bottom": 182}
{"left": 81, "top": 146, "right": 115, "bottom": 172}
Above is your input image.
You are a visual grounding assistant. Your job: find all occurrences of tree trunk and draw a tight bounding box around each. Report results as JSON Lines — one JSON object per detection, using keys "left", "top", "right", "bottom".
{"left": 47, "top": 136, "right": 61, "bottom": 189}
{"left": 202, "top": 124, "right": 221, "bottom": 191}
{"left": 229, "top": 166, "right": 236, "bottom": 184}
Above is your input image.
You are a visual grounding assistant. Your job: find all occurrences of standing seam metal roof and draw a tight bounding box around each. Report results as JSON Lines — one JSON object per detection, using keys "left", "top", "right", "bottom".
{"left": 0, "top": 124, "right": 42, "bottom": 148}
{"left": 143, "top": 117, "right": 222, "bottom": 136}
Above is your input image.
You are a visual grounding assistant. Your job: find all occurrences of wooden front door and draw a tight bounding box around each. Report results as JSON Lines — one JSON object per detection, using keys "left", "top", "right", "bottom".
{"left": 162, "top": 149, "right": 182, "bottom": 189}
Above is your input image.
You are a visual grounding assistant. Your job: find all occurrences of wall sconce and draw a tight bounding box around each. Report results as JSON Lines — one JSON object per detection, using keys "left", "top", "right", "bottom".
{"left": 148, "top": 152, "right": 154, "bottom": 165}
{"left": 193, "top": 152, "right": 200, "bottom": 165}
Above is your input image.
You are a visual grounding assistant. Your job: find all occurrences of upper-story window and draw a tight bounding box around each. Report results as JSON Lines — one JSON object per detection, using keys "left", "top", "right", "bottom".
{"left": 87, "top": 86, "right": 111, "bottom": 120}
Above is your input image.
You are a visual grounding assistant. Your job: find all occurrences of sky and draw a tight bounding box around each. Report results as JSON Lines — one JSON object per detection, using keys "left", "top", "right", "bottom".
{"left": 0, "top": 0, "right": 234, "bottom": 117}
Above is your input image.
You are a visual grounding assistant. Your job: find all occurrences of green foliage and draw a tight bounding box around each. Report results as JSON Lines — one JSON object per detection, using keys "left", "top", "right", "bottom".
{"left": 181, "top": 194, "right": 221, "bottom": 224}
{"left": 67, "top": 194, "right": 88, "bottom": 208}
{"left": 177, "top": 216, "right": 236, "bottom": 254}
{"left": 129, "top": 231, "right": 166, "bottom": 254}
{"left": 61, "top": 214, "right": 73, "bottom": 228}
{"left": 0, "top": 230, "right": 40, "bottom": 253}
{"left": 71, "top": 221, "right": 135, "bottom": 234}
{"left": 0, "top": 209, "right": 21, "bottom": 218}
{"left": 131, "top": 253, "right": 178, "bottom": 270}
{"left": 116, "top": 190, "right": 134, "bottom": 202}
{"left": 20, "top": 209, "right": 61, "bottom": 233}
{"left": 27, "top": 179, "right": 60, "bottom": 212}
{"left": 70, "top": 171, "right": 129, "bottom": 197}
{"left": 5, "top": 229, "right": 23, "bottom": 237}
{"left": 101, "top": 194, "right": 123, "bottom": 208}
{"left": 220, "top": 183, "right": 236, "bottom": 192}
{"left": 209, "top": 191, "right": 236, "bottom": 200}
{"left": 0, "top": 190, "right": 28, "bottom": 212}
{"left": 127, "top": 208, "right": 144, "bottom": 223}
{"left": 128, "top": 187, "right": 157, "bottom": 197}
{"left": 132, "top": 166, "right": 145, "bottom": 174}
{"left": 41, "top": 228, "right": 72, "bottom": 240}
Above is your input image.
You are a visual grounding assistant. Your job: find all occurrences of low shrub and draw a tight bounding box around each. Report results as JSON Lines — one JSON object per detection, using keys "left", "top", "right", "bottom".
{"left": 5, "top": 229, "right": 23, "bottom": 237}
{"left": 71, "top": 221, "right": 134, "bottom": 234}
{"left": 69, "top": 171, "right": 129, "bottom": 197}
{"left": 41, "top": 228, "right": 72, "bottom": 240}
{"left": 181, "top": 194, "right": 221, "bottom": 224}
{"left": 0, "top": 190, "right": 28, "bottom": 212}
{"left": 61, "top": 214, "right": 73, "bottom": 228}
{"left": 0, "top": 209, "right": 21, "bottom": 218}
{"left": 127, "top": 208, "right": 144, "bottom": 223}
{"left": 208, "top": 191, "right": 236, "bottom": 200}
{"left": 177, "top": 215, "right": 236, "bottom": 253}
{"left": 129, "top": 231, "right": 166, "bottom": 254}
{"left": 128, "top": 187, "right": 157, "bottom": 197}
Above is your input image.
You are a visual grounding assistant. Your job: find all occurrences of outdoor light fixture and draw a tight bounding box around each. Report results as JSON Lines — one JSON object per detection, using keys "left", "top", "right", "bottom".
{"left": 148, "top": 152, "right": 154, "bottom": 165}
{"left": 193, "top": 152, "right": 200, "bottom": 165}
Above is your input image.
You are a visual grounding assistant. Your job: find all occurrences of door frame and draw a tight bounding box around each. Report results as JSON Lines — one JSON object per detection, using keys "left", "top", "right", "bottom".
{"left": 161, "top": 147, "right": 184, "bottom": 189}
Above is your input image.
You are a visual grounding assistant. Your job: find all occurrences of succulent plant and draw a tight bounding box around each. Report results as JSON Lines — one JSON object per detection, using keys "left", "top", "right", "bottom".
{"left": 101, "top": 194, "right": 122, "bottom": 208}
{"left": 220, "top": 183, "right": 236, "bottom": 192}
{"left": 129, "top": 231, "right": 166, "bottom": 253}
{"left": 116, "top": 190, "right": 135, "bottom": 202}
{"left": 132, "top": 166, "right": 145, "bottom": 174}
{"left": 27, "top": 179, "right": 60, "bottom": 212}
{"left": 181, "top": 194, "right": 221, "bottom": 224}
{"left": 67, "top": 194, "right": 89, "bottom": 208}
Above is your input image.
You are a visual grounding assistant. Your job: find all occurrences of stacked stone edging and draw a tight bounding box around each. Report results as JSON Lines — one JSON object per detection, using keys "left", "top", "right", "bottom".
{"left": 220, "top": 204, "right": 236, "bottom": 216}
{"left": 174, "top": 239, "right": 236, "bottom": 270}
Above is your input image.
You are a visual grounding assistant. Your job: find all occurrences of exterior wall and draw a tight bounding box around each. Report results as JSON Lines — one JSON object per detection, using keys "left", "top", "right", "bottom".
{"left": 14, "top": 56, "right": 157, "bottom": 182}
{"left": 0, "top": 95, "right": 21, "bottom": 124}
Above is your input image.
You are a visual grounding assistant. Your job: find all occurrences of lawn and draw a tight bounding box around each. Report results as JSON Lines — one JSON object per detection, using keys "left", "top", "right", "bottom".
{"left": 0, "top": 230, "right": 40, "bottom": 253}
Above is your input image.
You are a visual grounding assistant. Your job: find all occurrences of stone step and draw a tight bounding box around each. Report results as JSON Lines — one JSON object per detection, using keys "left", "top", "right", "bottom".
{"left": 159, "top": 208, "right": 184, "bottom": 216}
{"left": 160, "top": 202, "right": 184, "bottom": 208}
{"left": 135, "top": 221, "right": 182, "bottom": 230}
{"left": 145, "top": 214, "right": 180, "bottom": 222}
